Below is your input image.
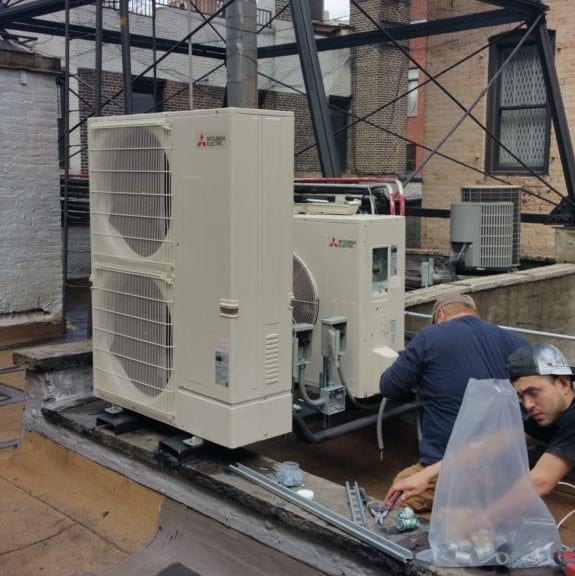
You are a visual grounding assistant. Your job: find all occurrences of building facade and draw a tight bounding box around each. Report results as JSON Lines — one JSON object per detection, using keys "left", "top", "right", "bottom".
{"left": 422, "top": 0, "right": 575, "bottom": 260}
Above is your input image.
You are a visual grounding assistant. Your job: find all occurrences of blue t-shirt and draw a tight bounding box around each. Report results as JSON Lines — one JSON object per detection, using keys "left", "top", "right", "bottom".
{"left": 380, "top": 315, "right": 527, "bottom": 464}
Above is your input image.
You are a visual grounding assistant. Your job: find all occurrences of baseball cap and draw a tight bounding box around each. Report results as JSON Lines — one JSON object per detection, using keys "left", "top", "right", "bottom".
{"left": 431, "top": 292, "right": 477, "bottom": 321}
{"left": 507, "top": 343, "right": 574, "bottom": 382}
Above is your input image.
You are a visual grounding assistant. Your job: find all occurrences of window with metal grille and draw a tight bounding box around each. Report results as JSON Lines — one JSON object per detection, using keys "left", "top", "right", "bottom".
{"left": 486, "top": 33, "right": 552, "bottom": 174}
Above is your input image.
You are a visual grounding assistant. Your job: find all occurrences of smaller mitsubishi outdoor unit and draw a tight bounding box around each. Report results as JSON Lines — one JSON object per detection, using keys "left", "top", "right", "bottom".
{"left": 461, "top": 186, "right": 522, "bottom": 266}
{"left": 293, "top": 214, "right": 405, "bottom": 399}
{"left": 89, "top": 108, "right": 294, "bottom": 448}
{"left": 450, "top": 202, "right": 514, "bottom": 271}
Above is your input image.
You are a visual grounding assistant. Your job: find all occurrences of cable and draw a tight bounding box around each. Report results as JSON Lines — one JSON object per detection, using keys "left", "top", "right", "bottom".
{"left": 556, "top": 481, "right": 575, "bottom": 531}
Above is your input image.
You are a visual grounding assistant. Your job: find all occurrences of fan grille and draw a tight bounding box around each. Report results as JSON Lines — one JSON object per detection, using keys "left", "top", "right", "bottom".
{"left": 90, "top": 124, "right": 173, "bottom": 263}
{"left": 292, "top": 253, "right": 319, "bottom": 325}
{"left": 92, "top": 268, "right": 174, "bottom": 410}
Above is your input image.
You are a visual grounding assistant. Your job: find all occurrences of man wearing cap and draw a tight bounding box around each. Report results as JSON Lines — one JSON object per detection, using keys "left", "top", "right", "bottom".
{"left": 386, "top": 343, "right": 575, "bottom": 511}
{"left": 507, "top": 343, "right": 575, "bottom": 495}
{"left": 380, "top": 292, "right": 526, "bottom": 512}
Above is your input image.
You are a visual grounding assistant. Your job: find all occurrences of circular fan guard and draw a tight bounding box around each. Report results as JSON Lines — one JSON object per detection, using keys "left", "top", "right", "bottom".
{"left": 108, "top": 273, "right": 173, "bottom": 397}
{"left": 101, "top": 127, "right": 172, "bottom": 258}
{"left": 292, "top": 253, "right": 319, "bottom": 325}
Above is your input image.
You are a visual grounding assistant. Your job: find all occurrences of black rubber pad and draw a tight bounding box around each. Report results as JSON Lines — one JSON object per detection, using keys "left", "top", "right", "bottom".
{"left": 155, "top": 563, "right": 202, "bottom": 576}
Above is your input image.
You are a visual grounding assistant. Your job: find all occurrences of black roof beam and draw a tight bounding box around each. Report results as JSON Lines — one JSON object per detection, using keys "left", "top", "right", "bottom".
{"left": 258, "top": 8, "right": 528, "bottom": 59}
{"left": 0, "top": 0, "right": 92, "bottom": 25}
{"left": 476, "top": 0, "right": 547, "bottom": 13}
{"left": 7, "top": 17, "right": 227, "bottom": 59}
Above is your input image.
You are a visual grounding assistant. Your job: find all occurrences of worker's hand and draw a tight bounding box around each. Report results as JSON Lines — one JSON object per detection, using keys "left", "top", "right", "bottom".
{"left": 386, "top": 471, "right": 430, "bottom": 506}
{"left": 385, "top": 461, "right": 442, "bottom": 506}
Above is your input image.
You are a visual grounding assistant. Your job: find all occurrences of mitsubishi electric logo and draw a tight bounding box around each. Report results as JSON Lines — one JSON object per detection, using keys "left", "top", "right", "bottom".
{"left": 329, "top": 236, "right": 356, "bottom": 249}
{"left": 196, "top": 132, "right": 226, "bottom": 148}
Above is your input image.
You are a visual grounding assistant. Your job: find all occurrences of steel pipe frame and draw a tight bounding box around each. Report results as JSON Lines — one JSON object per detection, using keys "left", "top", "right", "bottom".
{"left": 289, "top": 0, "right": 338, "bottom": 177}
{"left": 4, "top": 0, "right": 573, "bottom": 211}
{"left": 7, "top": 18, "right": 226, "bottom": 59}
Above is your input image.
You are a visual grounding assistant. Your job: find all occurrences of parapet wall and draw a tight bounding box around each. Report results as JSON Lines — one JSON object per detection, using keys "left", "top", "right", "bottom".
{"left": 405, "top": 264, "right": 575, "bottom": 359}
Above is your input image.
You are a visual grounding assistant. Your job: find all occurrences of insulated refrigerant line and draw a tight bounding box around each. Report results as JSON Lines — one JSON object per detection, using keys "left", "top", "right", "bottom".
{"left": 230, "top": 463, "right": 413, "bottom": 563}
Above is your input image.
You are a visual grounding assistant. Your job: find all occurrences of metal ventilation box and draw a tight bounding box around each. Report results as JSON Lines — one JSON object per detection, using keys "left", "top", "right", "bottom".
{"left": 461, "top": 185, "right": 522, "bottom": 266}
{"left": 450, "top": 202, "right": 514, "bottom": 270}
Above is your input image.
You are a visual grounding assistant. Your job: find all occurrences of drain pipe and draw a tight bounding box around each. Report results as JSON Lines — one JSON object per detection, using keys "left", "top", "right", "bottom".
{"left": 297, "top": 364, "right": 325, "bottom": 407}
{"left": 293, "top": 400, "right": 420, "bottom": 443}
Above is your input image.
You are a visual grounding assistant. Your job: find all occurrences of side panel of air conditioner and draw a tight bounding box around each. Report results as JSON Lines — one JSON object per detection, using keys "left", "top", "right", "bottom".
{"left": 173, "top": 110, "right": 294, "bottom": 447}
{"left": 293, "top": 215, "right": 405, "bottom": 398}
{"left": 89, "top": 109, "right": 294, "bottom": 448}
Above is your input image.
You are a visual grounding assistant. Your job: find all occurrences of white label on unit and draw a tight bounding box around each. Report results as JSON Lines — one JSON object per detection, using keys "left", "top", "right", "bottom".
{"left": 215, "top": 339, "right": 230, "bottom": 387}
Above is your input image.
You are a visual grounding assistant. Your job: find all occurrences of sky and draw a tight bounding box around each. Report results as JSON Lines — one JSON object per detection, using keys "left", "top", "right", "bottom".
{"left": 324, "top": 0, "right": 349, "bottom": 22}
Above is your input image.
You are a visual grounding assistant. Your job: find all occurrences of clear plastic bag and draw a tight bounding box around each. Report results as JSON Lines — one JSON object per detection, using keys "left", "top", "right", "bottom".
{"left": 425, "top": 378, "right": 561, "bottom": 568}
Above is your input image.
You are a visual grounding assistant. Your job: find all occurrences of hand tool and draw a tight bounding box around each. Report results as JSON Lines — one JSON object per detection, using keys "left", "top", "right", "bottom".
{"left": 359, "top": 488, "right": 403, "bottom": 525}
{"left": 555, "top": 549, "right": 575, "bottom": 576}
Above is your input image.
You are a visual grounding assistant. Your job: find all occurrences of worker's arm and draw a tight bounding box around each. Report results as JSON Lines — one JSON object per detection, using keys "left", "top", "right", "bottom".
{"left": 530, "top": 451, "right": 574, "bottom": 496}
{"left": 386, "top": 430, "right": 527, "bottom": 511}
{"left": 379, "top": 333, "right": 425, "bottom": 399}
{"left": 386, "top": 461, "right": 442, "bottom": 506}
{"left": 472, "top": 449, "right": 574, "bottom": 529}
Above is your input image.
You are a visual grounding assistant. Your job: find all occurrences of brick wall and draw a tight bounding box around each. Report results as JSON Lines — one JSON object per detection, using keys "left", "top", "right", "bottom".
{"left": 0, "top": 65, "right": 62, "bottom": 325}
{"left": 349, "top": 0, "right": 409, "bottom": 177}
{"left": 78, "top": 69, "right": 320, "bottom": 174}
{"left": 423, "top": 0, "right": 574, "bottom": 260}
{"left": 407, "top": 0, "right": 427, "bottom": 171}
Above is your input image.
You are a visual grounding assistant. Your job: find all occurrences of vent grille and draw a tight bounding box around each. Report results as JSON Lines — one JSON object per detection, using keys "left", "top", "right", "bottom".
{"left": 461, "top": 186, "right": 521, "bottom": 266}
{"left": 92, "top": 268, "right": 174, "bottom": 414}
{"left": 90, "top": 123, "right": 173, "bottom": 265}
{"left": 264, "top": 333, "right": 280, "bottom": 385}
{"left": 478, "top": 204, "right": 514, "bottom": 269}
{"left": 292, "top": 253, "right": 319, "bottom": 325}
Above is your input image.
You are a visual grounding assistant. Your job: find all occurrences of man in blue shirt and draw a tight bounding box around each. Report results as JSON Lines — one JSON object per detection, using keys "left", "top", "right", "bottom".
{"left": 380, "top": 291, "right": 526, "bottom": 512}
{"left": 385, "top": 343, "right": 575, "bottom": 521}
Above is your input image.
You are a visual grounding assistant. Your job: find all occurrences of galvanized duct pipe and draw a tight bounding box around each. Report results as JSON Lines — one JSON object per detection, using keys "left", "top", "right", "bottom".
{"left": 226, "top": 0, "right": 257, "bottom": 108}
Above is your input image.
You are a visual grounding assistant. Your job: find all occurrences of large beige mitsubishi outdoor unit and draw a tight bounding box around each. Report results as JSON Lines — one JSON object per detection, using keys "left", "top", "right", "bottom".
{"left": 293, "top": 215, "right": 405, "bottom": 398}
{"left": 88, "top": 108, "right": 294, "bottom": 448}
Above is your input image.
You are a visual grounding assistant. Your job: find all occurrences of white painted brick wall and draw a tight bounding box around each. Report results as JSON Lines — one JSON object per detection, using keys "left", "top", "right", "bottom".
{"left": 0, "top": 66, "right": 63, "bottom": 326}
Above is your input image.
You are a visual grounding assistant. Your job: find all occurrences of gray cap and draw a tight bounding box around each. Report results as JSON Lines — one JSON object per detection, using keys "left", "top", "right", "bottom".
{"left": 431, "top": 292, "right": 477, "bottom": 319}
{"left": 507, "top": 343, "right": 574, "bottom": 382}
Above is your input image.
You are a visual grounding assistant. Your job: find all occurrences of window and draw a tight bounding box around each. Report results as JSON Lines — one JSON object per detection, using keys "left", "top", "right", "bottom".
{"left": 132, "top": 77, "right": 164, "bottom": 114}
{"left": 329, "top": 95, "right": 351, "bottom": 174}
{"left": 405, "top": 143, "right": 417, "bottom": 173}
{"left": 486, "top": 34, "right": 551, "bottom": 173}
{"left": 407, "top": 69, "right": 419, "bottom": 117}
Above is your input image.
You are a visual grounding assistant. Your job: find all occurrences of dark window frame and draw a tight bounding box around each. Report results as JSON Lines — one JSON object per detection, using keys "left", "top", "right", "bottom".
{"left": 405, "top": 142, "right": 417, "bottom": 174}
{"left": 329, "top": 95, "right": 351, "bottom": 175}
{"left": 485, "top": 31, "right": 554, "bottom": 175}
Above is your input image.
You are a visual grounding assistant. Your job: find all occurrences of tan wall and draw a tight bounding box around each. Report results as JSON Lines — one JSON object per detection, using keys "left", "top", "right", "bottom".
{"left": 405, "top": 263, "right": 575, "bottom": 359}
{"left": 423, "top": 0, "right": 575, "bottom": 260}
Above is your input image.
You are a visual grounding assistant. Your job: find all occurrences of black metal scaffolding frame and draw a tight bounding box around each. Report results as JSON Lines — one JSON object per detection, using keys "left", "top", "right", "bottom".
{"left": 1, "top": 0, "right": 574, "bottom": 328}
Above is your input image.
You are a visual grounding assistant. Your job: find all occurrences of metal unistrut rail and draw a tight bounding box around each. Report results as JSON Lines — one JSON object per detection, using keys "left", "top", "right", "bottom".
{"left": 230, "top": 463, "right": 413, "bottom": 563}
{"left": 346, "top": 481, "right": 367, "bottom": 528}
